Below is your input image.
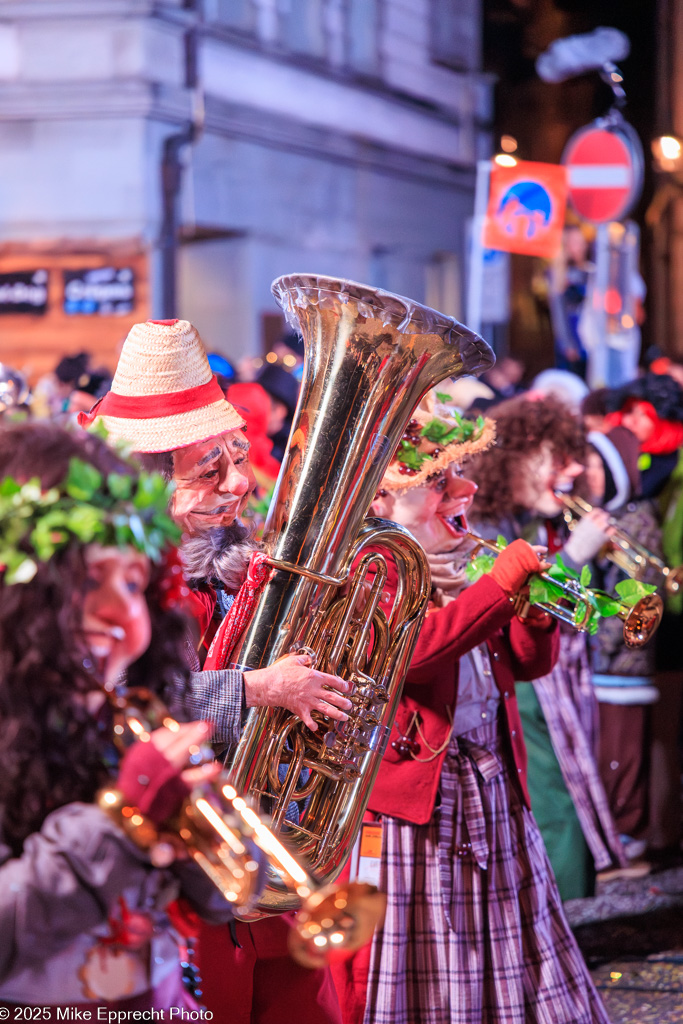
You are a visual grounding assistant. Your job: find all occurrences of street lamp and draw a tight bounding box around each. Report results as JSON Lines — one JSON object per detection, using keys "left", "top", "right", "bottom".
{"left": 652, "top": 135, "right": 683, "bottom": 174}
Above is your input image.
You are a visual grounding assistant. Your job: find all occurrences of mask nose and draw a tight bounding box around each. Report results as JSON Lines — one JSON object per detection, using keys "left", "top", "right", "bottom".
{"left": 221, "top": 462, "right": 250, "bottom": 497}
{"left": 445, "top": 475, "right": 477, "bottom": 499}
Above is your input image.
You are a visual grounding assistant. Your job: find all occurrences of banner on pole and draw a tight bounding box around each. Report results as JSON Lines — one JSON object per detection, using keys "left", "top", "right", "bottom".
{"left": 482, "top": 160, "right": 568, "bottom": 259}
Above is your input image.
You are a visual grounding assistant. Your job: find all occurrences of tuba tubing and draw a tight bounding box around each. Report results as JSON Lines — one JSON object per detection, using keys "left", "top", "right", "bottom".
{"left": 223, "top": 274, "right": 494, "bottom": 916}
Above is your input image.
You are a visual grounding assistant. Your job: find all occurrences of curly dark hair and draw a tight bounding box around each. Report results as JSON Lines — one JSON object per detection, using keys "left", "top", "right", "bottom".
{"left": 0, "top": 423, "right": 190, "bottom": 854}
{"left": 469, "top": 395, "right": 585, "bottom": 524}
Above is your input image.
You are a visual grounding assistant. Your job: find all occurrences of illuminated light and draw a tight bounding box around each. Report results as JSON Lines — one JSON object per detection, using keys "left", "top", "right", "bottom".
{"left": 239, "top": 806, "right": 261, "bottom": 830}
{"left": 130, "top": 814, "right": 144, "bottom": 827}
{"left": 251, "top": 822, "right": 309, "bottom": 884}
{"left": 313, "top": 936, "right": 328, "bottom": 947}
{"left": 604, "top": 288, "right": 622, "bottom": 315}
{"left": 334, "top": 898, "right": 348, "bottom": 909}
{"left": 283, "top": 354, "right": 297, "bottom": 367}
{"left": 265, "top": 352, "right": 278, "bottom": 364}
{"left": 114, "top": 724, "right": 124, "bottom": 734}
{"left": 195, "top": 798, "right": 248, "bottom": 856}
{"left": 494, "top": 154, "right": 517, "bottom": 168}
{"left": 306, "top": 923, "right": 322, "bottom": 935}
{"left": 122, "top": 806, "right": 134, "bottom": 818}
{"left": 128, "top": 719, "right": 146, "bottom": 737}
{"left": 610, "top": 972, "right": 622, "bottom": 981}
{"left": 330, "top": 932, "right": 345, "bottom": 945}
{"left": 222, "top": 784, "right": 237, "bottom": 800}
{"left": 102, "top": 790, "right": 118, "bottom": 806}
{"left": 225, "top": 892, "right": 238, "bottom": 902}
{"left": 659, "top": 135, "right": 682, "bottom": 161}
{"left": 253, "top": 358, "right": 263, "bottom": 369}
{"left": 233, "top": 868, "right": 244, "bottom": 879}
{"left": 296, "top": 885, "right": 312, "bottom": 899}
{"left": 163, "top": 717, "right": 181, "bottom": 732}
{"left": 321, "top": 918, "right": 334, "bottom": 929}
{"left": 246, "top": 860, "right": 259, "bottom": 872}
{"left": 621, "top": 314, "right": 635, "bottom": 329}
{"left": 610, "top": 72, "right": 623, "bottom": 83}
{"left": 232, "top": 797, "right": 247, "bottom": 811}
{"left": 188, "top": 745, "right": 200, "bottom": 756}
{"left": 500, "top": 135, "right": 518, "bottom": 153}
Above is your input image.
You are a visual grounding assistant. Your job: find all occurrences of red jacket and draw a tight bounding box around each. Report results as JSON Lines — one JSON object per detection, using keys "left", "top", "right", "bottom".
{"left": 368, "top": 574, "right": 559, "bottom": 822}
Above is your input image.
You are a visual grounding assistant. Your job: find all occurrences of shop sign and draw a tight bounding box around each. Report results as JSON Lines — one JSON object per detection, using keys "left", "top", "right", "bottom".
{"left": 63, "top": 267, "right": 135, "bottom": 316}
{"left": 0, "top": 270, "right": 48, "bottom": 315}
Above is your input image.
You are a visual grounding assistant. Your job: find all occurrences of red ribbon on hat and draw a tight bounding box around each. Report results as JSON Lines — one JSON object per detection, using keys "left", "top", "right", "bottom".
{"left": 77, "top": 376, "right": 226, "bottom": 427}
{"left": 204, "top": 551, "right": 272, "bottom": 670}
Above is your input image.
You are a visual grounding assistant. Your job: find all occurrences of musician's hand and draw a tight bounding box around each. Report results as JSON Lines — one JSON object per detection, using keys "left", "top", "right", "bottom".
{"left": 489, "top": 539, "right": 546, "bottom": 596}
{"left": 563, "top": 508, "right": 610, "bottom": 564}
{"left": 117, "top": 721, "right": 219, "bottom": 826}
{"left": 244, "top": 654, "right": 353, "bottom": 731}
{"left": 150, "top": 721, "right": 221, "bottom": 787}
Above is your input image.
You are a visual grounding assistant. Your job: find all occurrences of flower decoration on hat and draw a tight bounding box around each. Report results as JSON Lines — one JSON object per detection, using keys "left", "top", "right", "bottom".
{"left": 383, "top": 389, "right": 496, "bottom": 491}
{"left": 0, "top": 458, "right": 181, "bottom": 585}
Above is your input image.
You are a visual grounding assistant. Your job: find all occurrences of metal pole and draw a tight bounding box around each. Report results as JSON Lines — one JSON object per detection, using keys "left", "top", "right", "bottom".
{"left": 466, "top": 160, "right": 492, "bottom": 336}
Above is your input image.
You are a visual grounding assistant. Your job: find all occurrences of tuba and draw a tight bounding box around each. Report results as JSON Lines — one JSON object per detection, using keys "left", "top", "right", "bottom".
{"left": 225, "top": 274, "right": 494, "bottom": 916}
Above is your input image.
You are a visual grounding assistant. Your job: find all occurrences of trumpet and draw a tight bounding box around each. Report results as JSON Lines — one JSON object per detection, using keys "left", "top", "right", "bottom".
{"left": 98, "top": 686, "right": 385, "bottom": 967}
{"left": 466, "top": 532, "right": 663, "bottom": 649}
{"left": 557, "top": 491, "right": 683, "bottom": 598}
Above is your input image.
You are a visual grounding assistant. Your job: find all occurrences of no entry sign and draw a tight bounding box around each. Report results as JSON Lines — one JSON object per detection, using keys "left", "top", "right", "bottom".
{"left": 563, "top": 123, "right": 643, "bottom": 224}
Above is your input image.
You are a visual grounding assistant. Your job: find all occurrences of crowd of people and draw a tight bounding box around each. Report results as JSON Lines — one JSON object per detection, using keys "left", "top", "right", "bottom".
{"left": 0, "top": 312, "right": 681, "bottom": 1024}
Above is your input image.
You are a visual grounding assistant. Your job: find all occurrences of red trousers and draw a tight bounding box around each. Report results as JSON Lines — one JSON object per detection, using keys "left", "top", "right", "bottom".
{"left": 197, "top": 914, "right": 342, "bottom": 1024}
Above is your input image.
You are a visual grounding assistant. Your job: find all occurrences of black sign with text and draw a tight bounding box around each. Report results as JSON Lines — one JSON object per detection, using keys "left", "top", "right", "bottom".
{"left": 63, "top": 267, "right": 135, "bottom": 316}
{"left": 0, "top": 270, "right": 49, "bottom": 315}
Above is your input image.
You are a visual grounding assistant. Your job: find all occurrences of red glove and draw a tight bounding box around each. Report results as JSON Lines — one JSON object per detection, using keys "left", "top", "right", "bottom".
{"left": 489, "top": 539, "right": 541, "bottom": 597}
{"left": 117, "top": 742, "right": 190, "bottom": 827}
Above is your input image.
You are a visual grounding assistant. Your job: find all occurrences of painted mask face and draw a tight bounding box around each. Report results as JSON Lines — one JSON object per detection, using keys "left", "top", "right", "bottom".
{"left": 621, "top": 401, "right": 655, "bottom": 445}
{"left": 171, "top": 430, "right": 256, "bottom": 536}
{"left": 373, "top": 464, "right": 478, "bottom": 554}
{"left": 82, "top": 545, "right": 152, "bottom": 686}
{"left": 513, "top": 442, "right": 584, "bottom": 518}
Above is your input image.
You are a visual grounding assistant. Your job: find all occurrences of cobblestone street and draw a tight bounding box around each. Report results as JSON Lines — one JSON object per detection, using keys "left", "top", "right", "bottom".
{"left": 566, "top": 864, "right": 683, "bottom": 1023}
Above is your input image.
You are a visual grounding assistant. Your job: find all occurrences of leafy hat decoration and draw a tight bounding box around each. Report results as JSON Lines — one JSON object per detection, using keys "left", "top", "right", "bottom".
{"left": 383, "top": 389, "right": 496, "bottom": 491}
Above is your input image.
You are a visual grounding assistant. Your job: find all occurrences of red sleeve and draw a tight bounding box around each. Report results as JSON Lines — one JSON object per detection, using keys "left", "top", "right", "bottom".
{"left": 408, "top": 574, "right": 515, "bottom": 683}
{"left": 185, "top": 587, "right": 217, "bottom": 639}
{"left": 506, "top": 615, "right": 559, "bottom": 681}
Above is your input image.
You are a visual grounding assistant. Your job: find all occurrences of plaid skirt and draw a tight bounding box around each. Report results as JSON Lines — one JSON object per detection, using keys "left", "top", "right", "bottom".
{"left": 531, "top": 631, "right": 625, "bottom": 872}
{"left": 363, "top": 718, "right": 610, "bottom": 1024}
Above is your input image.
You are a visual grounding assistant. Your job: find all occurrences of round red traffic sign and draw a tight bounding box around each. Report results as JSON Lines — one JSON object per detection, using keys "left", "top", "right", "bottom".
{"left": 563, "top": 123, "right": 643, "bottom": 223}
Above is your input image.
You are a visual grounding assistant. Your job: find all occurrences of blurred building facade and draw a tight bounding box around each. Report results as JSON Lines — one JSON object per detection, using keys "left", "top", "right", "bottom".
{"left": 0, "top": 0, "right": 492, "bottom": 377}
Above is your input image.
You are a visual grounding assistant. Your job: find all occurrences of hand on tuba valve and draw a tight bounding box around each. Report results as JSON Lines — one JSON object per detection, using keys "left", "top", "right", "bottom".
{"left": 97, "top": 685, "right": 386, "bottom": 966}
{"left": 466, "top": 532, "right": 663, "bottom": 648}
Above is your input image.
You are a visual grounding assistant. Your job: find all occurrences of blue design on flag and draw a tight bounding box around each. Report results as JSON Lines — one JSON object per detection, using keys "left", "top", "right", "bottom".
{"left": 497, "top": 181, "right": 553, "bottom": 239}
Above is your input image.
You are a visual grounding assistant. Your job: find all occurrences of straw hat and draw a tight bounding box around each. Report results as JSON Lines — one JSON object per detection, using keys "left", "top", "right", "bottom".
{"left": 81, "top": 319, "right": 245, "bottom": 453}
{"left": 383, "top": 388, "right": 496, "bottom": 492}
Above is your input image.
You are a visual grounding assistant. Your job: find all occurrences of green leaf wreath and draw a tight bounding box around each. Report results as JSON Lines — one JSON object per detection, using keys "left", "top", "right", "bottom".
{"left": 0, "top": 458, "right": 181, "bottom": 585}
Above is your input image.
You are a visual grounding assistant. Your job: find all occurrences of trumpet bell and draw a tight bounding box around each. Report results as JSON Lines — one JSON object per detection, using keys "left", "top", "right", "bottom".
{"left": 621, "top": 594, "right": 664, "bottom": 648}
{"left": 288, "top": 881, "right": 387, "bottom": 969}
